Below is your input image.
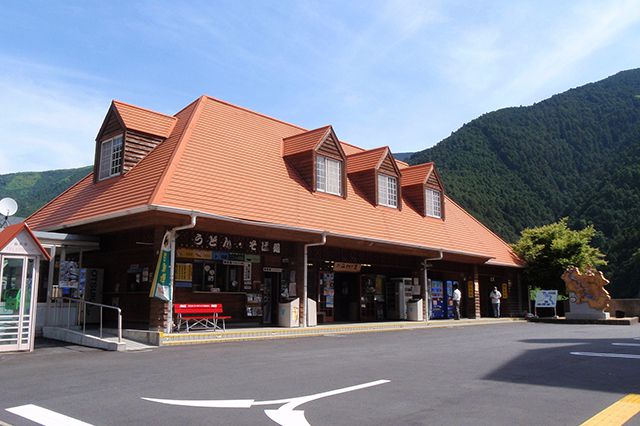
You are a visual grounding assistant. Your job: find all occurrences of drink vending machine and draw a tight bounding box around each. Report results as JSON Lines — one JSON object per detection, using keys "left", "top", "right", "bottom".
{"left": 430, "top": 280, "right": 445, "bottom": 319}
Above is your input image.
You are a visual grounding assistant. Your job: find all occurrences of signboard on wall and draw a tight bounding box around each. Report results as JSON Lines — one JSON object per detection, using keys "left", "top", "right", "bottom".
{"left": 333, "top": 262, "right": 362, "bottom": 273}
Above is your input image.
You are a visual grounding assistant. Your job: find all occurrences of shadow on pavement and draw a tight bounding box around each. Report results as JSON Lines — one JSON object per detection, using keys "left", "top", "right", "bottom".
{"left": 483, "top": 337, "right": 640, "bottom": 394}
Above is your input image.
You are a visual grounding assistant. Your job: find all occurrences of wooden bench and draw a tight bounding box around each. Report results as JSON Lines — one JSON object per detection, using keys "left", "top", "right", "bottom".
{"left": 173, "top": 303, "right": 232, "bottom": 332}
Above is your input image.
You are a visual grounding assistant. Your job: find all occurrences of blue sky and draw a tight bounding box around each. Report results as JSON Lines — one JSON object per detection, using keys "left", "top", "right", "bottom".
{"left": 1, "top": 0, "right": 639, "bottom": 173}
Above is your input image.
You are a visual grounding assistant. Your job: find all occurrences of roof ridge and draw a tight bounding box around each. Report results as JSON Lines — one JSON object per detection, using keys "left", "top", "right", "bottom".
{"left": 346, "top": 146, "right": 388, "bottom": 157}
{"left": 283, "top": 125, "right": 332, "bottom": 140}
{"left": 112, "top": 100, "right": 177, "bottom": 121}
{"left": 149, "top": 96, "right": 207, "bottom": 205}
{"left": 203, "top": 95, "right": 307, "bottom": 132}
{"left": 402, "top": 162, "right": 433, "bottom": 170}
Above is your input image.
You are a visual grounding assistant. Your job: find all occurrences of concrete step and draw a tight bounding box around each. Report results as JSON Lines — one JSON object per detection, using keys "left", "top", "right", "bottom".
{"left": 42, "top": 327, "right": 155, "bottom": 351}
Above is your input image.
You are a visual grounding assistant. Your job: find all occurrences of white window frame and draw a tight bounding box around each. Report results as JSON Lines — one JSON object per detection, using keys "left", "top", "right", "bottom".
{"left": 426, "top": 188, "right": 442, "bottom": 218}
{"left": 316, "top": 155, "right": 342, "bottom": 196}
{"left": 377, "top": 173, "right": 398, "bottom": 208}
{"left": 98, "top": 135, "right": 124, "bottom": 180}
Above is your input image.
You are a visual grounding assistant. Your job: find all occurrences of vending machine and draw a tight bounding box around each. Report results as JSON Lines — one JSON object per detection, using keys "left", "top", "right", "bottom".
{"left": 387, "top": 278, "right": 413, "bottom": 320}
{"left": 445, "top": 280, "right": 455, "bottom": 319}
{"left": 430, "top": 280, "right": 445, "bottom": 319}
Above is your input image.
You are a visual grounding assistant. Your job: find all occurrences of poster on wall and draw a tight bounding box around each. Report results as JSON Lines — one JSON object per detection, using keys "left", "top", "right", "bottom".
{"left": 59, "top": 261, "right": 80, "bottom": 289}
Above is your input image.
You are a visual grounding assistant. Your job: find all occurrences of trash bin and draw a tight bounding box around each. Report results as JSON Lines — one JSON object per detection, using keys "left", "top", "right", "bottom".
{"left": 407, "top": 299, "right": 424, "bottom": 321}
{"left": 278, "top": 298, "right": 300, "bottom": 327}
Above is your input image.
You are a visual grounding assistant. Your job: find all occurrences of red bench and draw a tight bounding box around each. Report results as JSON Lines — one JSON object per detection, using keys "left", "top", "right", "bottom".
{"left": 173, "top": 303, "right": 232, "bottom": 332}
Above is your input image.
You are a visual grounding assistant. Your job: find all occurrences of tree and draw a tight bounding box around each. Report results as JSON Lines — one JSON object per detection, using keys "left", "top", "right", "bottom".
{"left": 512, "top": 218, "right": 606, "bottom": 293}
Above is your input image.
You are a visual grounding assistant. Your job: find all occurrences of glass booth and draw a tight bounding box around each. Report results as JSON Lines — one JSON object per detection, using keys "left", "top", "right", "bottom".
{"left": 0, "top": 224, "right": 48, "bottom": 352}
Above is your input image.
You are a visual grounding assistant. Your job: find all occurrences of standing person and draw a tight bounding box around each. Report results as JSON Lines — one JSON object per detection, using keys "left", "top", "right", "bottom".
{"left": 452, "top": 283, "right": 462, "bottom": 320}
{"left": 489, "top": 286, "right": 502, "bottom": 318}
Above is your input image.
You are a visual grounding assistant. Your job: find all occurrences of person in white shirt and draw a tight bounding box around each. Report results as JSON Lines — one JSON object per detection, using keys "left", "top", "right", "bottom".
{"left": 452, "top": 283, "right": 462, "bottom": 320}
{"left": 489, "top": 286, "right": 502, "bottom": 318}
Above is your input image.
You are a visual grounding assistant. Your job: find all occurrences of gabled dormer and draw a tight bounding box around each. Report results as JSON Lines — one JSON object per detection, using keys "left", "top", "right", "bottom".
{"left": 400, "top": 162, "right": 445, "bottom": 219}
{"left": 93, "top": 100, "right": 177, "bottom": 182}
{"left": 282, "top": 126, "right": 347, "bottom": 197}
{"left": 347, "top": 147, "right": 402, "bottom": 208}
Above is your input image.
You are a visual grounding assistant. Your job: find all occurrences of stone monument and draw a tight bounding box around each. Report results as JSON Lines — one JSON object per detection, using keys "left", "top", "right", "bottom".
{"left": 561, "top": 266, "right": 611, "bottom": 320}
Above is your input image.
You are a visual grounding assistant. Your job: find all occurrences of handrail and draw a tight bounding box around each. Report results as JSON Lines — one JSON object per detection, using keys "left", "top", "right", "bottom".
{"left": 52, "top": 297, "right": 122, "bottom": 343}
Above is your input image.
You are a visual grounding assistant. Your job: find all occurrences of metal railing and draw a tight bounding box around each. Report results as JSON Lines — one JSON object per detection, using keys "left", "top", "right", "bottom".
{"left": 51, "top": 297, "right": 122, "bottom": 343}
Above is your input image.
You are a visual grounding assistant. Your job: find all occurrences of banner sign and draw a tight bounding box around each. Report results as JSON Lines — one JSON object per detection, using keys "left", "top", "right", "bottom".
{"left": 534, "top": 290, "right": 558, "bottom": 308}
{"left": 149, "top": 232, "right": 172, "bottom": 302}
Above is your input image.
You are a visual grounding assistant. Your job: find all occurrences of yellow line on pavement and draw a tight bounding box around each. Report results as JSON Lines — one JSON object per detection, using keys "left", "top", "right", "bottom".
{"left": 581, "top": 394, "right": 640, "bottom": 426}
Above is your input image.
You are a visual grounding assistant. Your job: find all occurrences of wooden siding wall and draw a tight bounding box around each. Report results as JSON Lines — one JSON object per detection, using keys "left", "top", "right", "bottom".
{"left": 402, "top": 183, "right": 425, "bottom": 215}
{"left": 123, "top": 130, "right": 165, "bottom": 173}
{"left": 316, "top": 134, "right": 343, "bottom": 161}
{"left": 348, "top": 169, "right": 376, "bottom": 205}
{"left": 426, "top": 173, "right": 441, "bottom": 190}
{"left": 93, "top": 111, "right": 124, "bottom": 180}
{"left": 284, "top": 151, "right": 314, "bottom": 190}
{"left": 379, "top": 154, "right": 399, "bottom": 176}
{"left": 100, "top": 111, "right": 124, "bottom": 140}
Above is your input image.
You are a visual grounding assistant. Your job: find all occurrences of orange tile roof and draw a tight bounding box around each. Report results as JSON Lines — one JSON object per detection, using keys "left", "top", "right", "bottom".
{"left": 28, "top": 95, "right": 523, "bottom": 267}
{"left": 0, "top": 223, "right": 50, "bottom": 259}
{"left": 401, "top": 163, "right": 434, "bottom": 186}
{"left": 346, "top": 147, "right": 389, "bottom": 174}
{"left": 112, "top": 100, "right": 177, "bottom": 138}
{"left": 282, "top": 126, "right": 332, "bottom": 156}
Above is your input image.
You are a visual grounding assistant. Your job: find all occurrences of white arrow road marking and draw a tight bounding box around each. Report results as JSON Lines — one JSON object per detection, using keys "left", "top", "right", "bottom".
{"left": 612, "top": 343, "right": 640, "bottom": 347}
{"left": 6, "top": 404, "right": 94, "bottom": 426}
{"left": 571, "top": 352, "right": 640, "bottom": 359}
{"left": 143, "top": 379, "right": 390, "bottom": 426}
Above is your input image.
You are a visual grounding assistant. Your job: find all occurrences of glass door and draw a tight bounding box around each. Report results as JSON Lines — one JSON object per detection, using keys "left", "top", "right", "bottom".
{"left": 0, "top": 256, "right": 35, "bottom": 351}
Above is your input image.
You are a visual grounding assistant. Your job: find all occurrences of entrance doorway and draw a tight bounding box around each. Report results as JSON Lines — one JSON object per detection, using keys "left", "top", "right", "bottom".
{"left": 262, "top": 272, "right": 281, "bottom": 325}
{"left": 0, "top": 256, "right": 36, "bottom": 352}
{"left": 333, "top": 273, "right": 359, "bottom": 321}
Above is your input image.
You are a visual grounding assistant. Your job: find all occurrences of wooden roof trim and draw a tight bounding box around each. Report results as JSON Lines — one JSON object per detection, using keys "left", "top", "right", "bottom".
{"left": 426, "top": 164, "right": 446, "bottom": 194}
{"left": 148, "top": 96, "right": 207, "bottom": 205}
{"left": 95, "top": 102, "right": 126, "bottom": 142}
{"left": 313, "top": 126, "right": 347, "bottom": 160}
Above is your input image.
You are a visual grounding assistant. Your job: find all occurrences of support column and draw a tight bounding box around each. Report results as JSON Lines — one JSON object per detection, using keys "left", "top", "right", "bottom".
{"left": 473, "top": 264, "right": 481, "bottom": 318}
{"left": 149, "top": 227, "right": 169, "bottom": 331}
{"left": 419, "top": 261, "right": 428, "bottom": 321}
{"left": 293, "top": 243, "right": 306, "bottom": 327}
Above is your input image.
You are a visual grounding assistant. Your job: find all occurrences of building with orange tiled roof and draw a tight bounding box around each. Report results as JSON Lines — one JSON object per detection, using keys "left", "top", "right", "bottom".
{"left": 27, "top": 95, "right": 525, "bottom": 331}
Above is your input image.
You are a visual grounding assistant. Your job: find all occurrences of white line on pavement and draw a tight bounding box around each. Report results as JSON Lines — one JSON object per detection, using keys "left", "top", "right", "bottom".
{"left": 141, "top": 398, "right": 255, "bottom": 408}
{"left": 6, "top": 404, "right": 93, "bottom": 426}
{"left": 612, "top": 343, "right": 640, "bottom": 347}
{"left": 571, "top": 352, "right": 640, "bottom": 359}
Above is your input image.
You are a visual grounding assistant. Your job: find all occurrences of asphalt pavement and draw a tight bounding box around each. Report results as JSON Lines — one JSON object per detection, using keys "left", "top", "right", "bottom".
{"left": 1, "top": 322, "right": 639, "bottom": 425}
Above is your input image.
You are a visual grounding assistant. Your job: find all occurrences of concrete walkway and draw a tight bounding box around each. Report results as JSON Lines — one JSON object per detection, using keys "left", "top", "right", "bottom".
{"left": 159, "top": 318, "right": 524, "bottom": 346}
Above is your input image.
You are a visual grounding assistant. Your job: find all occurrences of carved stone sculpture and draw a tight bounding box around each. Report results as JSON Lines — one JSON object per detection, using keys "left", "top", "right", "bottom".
{"left": 561, "top": 266, "right": 611, "bottom": 319}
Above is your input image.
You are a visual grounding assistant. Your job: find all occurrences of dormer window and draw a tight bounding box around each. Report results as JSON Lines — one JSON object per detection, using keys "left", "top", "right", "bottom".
{"left": 316, "top": 155, "right": 343, "bottom": 196}
{"left": 426, "top": 188, "right": 442, "bottom": 218}
{"left": 378, "top": 174, "right": 398, "bottom": 208}
{"left": 98, "top": 135, "right": 123, "bottom": 180}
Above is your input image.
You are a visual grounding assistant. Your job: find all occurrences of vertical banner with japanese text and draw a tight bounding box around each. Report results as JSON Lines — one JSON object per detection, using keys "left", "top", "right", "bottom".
{"left": 149, "top": 231, "right": 172, "bottom": 302}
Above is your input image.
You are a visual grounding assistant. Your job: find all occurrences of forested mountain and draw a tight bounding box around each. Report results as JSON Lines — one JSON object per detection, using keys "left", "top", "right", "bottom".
{"left": 0, "top": 166, "right": 91, "bottom": 217}
{"left": 411, "top": 69, "right": 640, "bottom": 297}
